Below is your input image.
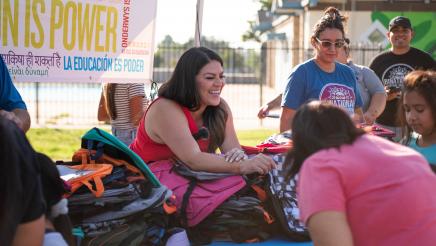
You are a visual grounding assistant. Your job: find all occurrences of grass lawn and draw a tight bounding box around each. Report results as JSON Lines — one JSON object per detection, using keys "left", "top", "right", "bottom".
{"left": 27, "top": 128, "right": 88, "bottom": 161}
{"left": 27, "top": 128, "right": 277, "bottom": 161}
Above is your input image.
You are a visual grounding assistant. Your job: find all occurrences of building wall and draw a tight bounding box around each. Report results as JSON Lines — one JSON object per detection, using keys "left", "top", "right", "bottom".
{"left": 266, "top": 15, "right": 309, "bottom": 91}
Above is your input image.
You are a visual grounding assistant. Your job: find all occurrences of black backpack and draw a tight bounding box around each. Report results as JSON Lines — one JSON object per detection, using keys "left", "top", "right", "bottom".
{"left": 265, "top": 153, "right": 310, "bottom": 242}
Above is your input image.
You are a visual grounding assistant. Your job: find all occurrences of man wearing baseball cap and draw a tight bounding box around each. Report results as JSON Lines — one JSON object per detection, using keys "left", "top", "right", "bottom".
{"left": 369, "top": 16, "right": 435, "bottom": 141}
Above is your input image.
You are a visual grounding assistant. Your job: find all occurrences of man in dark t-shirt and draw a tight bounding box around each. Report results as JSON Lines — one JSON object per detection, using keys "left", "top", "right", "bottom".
{"left": 369, "top": 16, "right": 436, "bottom": 141}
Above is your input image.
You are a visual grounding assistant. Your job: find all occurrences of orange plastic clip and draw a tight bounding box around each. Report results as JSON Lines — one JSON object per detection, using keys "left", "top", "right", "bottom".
{"left": 163, "top": 195, "right": 177, "bottom": 214}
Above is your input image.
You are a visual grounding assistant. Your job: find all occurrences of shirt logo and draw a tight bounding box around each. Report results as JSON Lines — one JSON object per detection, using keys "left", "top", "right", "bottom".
{"left": 381, "top": 63, "right": 414, "bottom": 89}
{"left": 319, "top": 83, "right": 356, "bottom": 115}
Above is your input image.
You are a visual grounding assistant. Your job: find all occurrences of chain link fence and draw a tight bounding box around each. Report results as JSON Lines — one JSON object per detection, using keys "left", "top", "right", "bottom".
{"left": 16, "top": 43, "right": 383, "bottom": 129}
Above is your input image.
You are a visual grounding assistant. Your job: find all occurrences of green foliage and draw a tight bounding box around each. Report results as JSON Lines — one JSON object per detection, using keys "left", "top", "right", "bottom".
{"left": 154, "top": 36, "right": 260, "bottom": 73}
{"left": 242, "top": 0, "right": 273, "bottom": 43}
{"left": 242, "top": 21, "right": 262, "bottom": 43}
{"left": 259, "top": 0, "right": 272, "bottom": 11}
{"left": 27, "top": 128, "right": 277, "bottom": 161}
{"left": 154, "top": 35, "right": 186, "bottom": 67}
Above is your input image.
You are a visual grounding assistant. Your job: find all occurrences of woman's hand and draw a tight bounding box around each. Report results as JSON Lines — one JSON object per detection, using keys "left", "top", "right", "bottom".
{"left": 224, "top": 148, "right": 248, "bottom": 163}
{"left": 257, "top": 104, "right": 271, "bottom": 119}
{"left": 363, "top": 111, "right": 377, "bottom": 125}
{"left": 239, "top": 154, "right": 277, "bottom": 175}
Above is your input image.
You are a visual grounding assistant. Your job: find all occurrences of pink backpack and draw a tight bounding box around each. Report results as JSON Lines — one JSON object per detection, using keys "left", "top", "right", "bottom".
{"left": 149, "top": 159, "right": 245, "bottom": 227}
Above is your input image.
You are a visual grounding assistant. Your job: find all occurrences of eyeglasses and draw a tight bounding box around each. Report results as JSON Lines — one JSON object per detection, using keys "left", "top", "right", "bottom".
{"left": 315, "top": 38, "right": 346, "bottom": 49}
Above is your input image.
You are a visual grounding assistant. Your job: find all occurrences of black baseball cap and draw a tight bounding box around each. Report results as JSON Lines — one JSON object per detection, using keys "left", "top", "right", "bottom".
{"left": 389, "top": 16, "right": 412, "bottom": 31}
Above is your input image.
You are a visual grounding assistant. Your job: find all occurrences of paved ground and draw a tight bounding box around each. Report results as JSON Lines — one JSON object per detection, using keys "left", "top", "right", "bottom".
{"left": 221, "top": 84, "right": 280, "bottom": 130}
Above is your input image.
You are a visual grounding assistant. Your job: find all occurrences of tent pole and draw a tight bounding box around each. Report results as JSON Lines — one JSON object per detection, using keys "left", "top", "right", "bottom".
{"left": 194, "top": 0, "right": 204, "bottom": 47}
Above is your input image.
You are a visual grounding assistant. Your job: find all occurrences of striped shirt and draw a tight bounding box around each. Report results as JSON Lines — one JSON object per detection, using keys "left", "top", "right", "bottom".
{"left": 111, "top": 83, "right": 147, "bottom": 130}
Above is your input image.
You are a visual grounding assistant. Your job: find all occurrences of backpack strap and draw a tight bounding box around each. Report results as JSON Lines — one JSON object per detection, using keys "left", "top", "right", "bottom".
{"left": 63, "top": 164, "right": 113, "bottom": 197}
{"left": 87, "top": 140, "right": 104, "bottom": 161}
{"left": 180, "top": 179, "right": 197, "bottom": 227}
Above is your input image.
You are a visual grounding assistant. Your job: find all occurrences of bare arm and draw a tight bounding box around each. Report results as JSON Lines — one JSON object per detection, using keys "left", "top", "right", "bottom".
{"left": 0, "top": 109, "right": 31, "bottom": 132}
{"left": 364, "top": 93, "right": 386, "bottom": 124}
{"left": 97, "top": 92, "right": 109, "bottom": 122}
{"left": 12, "top": 108, "right": 30, "bottom": 132}
{"left": 307, "top": 211, "right": 354, "bottom": 246}
{"left": 147, "top": 99, "right": 276, "bottom": 174}
{"left": 12, "top": 215, "right": 45, "bottom": 246}
{"left": 129, "top": 95, "right": 145, "bottom": 126}
{"left": 361, "top": 67, "right": 387, "bottom": 124}
{"left": 280, "top": 106, "right": 296, "bottom": 132}
{"left": 258, "top": 94, "right": 283, "bottom": 119}
{"left": 353, "top": 107, "right": 364, "bottom": 124}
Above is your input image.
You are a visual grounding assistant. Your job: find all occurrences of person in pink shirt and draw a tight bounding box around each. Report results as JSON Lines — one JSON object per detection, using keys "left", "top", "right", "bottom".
{"left": 284, "top": 100, "right": 436, "bottom": 246}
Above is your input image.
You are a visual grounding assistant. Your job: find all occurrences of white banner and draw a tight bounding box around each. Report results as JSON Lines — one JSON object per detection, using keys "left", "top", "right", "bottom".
{"left": 0, "top": 0, "right": 157, "bottom": 83}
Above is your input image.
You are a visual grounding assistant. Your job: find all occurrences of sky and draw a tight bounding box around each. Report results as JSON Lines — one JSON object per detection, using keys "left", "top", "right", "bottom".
{"left": 154, "top": 0, "right": 261, "bottom": 47}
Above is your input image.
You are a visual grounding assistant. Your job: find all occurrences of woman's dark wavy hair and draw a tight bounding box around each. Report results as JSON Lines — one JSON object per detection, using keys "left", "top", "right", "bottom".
{"left": 311, "top": 7, "right": 347, "bottom": 42}
{"left": 158, "top": 47, "right": 227, "bottom": 152}
{"left": 285, "top": 101, "right": 365, "bottom": 180}
{"left": 399, "top": 70, "right": 436, "bottom": 145}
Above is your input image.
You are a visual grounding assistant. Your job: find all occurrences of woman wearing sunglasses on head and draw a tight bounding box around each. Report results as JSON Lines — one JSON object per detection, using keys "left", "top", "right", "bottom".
{"left": 280, "top": 7, "right": 364, "bottom": 132}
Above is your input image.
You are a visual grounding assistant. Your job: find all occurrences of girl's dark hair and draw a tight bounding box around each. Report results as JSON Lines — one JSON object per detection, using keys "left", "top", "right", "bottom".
{"left": 158, "top": 47, "right": 227, "bottom": 152}
{"left": 285, "top": 101, "right": 365, "bottom": 179}
{"left": 103, "top": 83, "right": 117, "bottom": 120}
{"left": 311, "top": 7, "right": 347, "bottom": 41}
{"left": 343, "top": 37, "right": 351, "bottom": 56}
{"left": 399, "top": 70, "right": 436, "bottom": 144}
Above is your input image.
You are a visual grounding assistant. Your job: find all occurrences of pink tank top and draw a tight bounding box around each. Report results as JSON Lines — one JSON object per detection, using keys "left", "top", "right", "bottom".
{"left": 130, "top": 98, "right": 209, "bottom": 163}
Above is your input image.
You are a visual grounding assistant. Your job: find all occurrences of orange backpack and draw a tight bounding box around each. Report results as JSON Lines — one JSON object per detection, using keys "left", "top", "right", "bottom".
{"left": 58, "top": 163, "right": 113, "bottom": 198}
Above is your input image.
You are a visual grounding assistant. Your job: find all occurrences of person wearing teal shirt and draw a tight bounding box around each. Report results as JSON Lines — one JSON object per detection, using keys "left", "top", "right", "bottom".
{"left": 407, "top": 132, "right": 436, "bottom": 166}
{"left": 399, "top": 70, "right": 436, "bottom": 172}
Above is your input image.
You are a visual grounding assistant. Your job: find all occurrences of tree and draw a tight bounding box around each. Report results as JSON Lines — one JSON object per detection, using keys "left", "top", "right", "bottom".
{"left": 153, "top": 35, "right": 260, "bottom": 77}
{"left": 154, "top": 35, "right": 185, "bottom": 67}
{"left": 242, "top": 0, "right": 273, "bottom": 43}
{"left": 242, "top": 21, "right": 262, "bottom": 43}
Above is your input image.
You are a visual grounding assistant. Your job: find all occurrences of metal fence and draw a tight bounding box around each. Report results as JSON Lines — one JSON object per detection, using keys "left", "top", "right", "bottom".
{"left": 16, "top": 43, "right": 384, "bottom": 129}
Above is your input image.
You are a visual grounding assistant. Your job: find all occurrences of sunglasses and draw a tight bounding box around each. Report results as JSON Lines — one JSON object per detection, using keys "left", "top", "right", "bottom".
{"left": 315, "top": 38, "right": 346, "bottom": 48}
